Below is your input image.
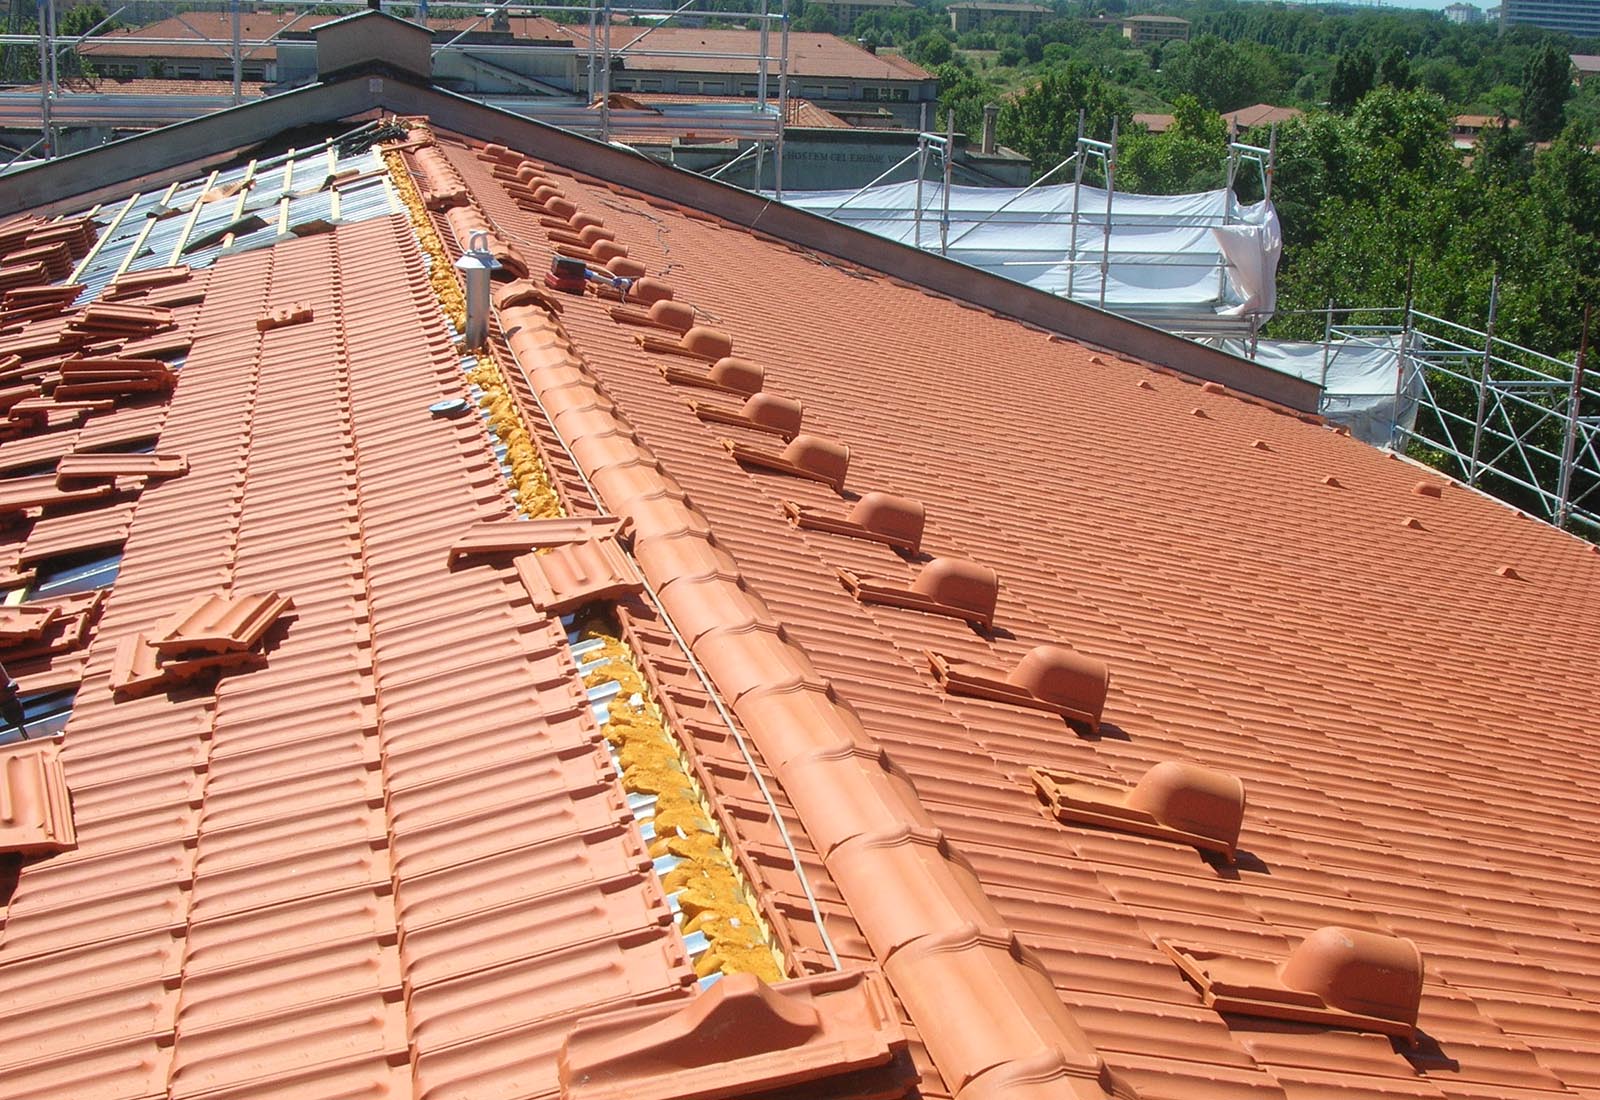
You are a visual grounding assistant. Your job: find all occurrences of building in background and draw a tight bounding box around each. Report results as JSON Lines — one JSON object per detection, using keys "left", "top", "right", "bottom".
{"left": 1121, "top": 14, "right": 1192, "bottom": 46}
{"left": 946, "top": 1, "right": 1052, "bottom": 34}
{"left": 1574, "top": 53, "right": 1600, "bottom": 85}
{"left": 1442, "top": 2, "right": 1487, "bottom": 22}
{"left": 77, "top": 11, "right": 299, "bottom": 82}
{"left": 1499, "top": 0, "right": 1600, "bottom": 38}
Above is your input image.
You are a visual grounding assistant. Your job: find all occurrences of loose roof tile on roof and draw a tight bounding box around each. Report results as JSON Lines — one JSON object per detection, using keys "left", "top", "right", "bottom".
{"left": 0, "top": 73, "right": 1598, "bottom": 1100}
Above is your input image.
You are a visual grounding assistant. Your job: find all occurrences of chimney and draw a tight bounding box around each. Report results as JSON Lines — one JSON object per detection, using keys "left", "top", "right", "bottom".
{"left": 491, "top": 5, "right": 510, "bottom": 31}
{"left": 981, "top": 103, "right": 999, "bottom": 155}
{"left": 367, "top": 0, "right": 380, "bottom": 10}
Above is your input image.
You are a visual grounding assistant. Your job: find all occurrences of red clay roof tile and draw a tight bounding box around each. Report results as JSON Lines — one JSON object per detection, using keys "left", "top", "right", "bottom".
{"left": 1, "top": 109, "right": 1598, "bottom": 1100}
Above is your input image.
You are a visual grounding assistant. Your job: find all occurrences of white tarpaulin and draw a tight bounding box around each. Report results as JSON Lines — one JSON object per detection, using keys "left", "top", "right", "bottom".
{"left": 778, "top": 181, "right": 1282, "bottom": 329}
{"left": 1208, "top": 336, "right": 1419, "bottom": 446}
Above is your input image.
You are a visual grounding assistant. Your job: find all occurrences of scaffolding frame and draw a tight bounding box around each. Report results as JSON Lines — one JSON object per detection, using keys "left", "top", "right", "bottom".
{"left": 1299, "top": 292, "right": 1599, "bottom": 538}
{"left": 803, "top": 118, "right": 1279, "bottom": 340}
{"left": 0, "top": 0, "right": 791, "bottom": 189}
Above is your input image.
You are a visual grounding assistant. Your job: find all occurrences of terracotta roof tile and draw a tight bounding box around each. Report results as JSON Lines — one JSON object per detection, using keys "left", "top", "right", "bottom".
{"left": 1, "top": 106, "right": 1598, "bottom": 1100}
{"left": 422, "top": 129, "right": 1600, "bottom": 1098}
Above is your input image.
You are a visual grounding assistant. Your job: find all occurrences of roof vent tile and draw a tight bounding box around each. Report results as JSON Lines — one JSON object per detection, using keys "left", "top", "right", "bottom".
{"left": 611, "top": 298, "right": 681, "bottom": 331}
{"left": 839, "top": 558, "right": 998, "bottom": 629}
{"left": 1413, "top": 481, "right": 1443, "bottom": 498}
{"left": 606, "top": 257, "right": 648, "bottom": 280}
{"left": 0, "top": 738, "right": 76, "bottom": 855}
{"left": 1031, "top": 760, "right": 1246, "bottom": 858}
{"left": 783, "top": 492, "right": 925, "bottom": 553}
{"left": 692, "top": 393, "right": 802, "bottom": 439}
{"left": 928, "top": 644, "right": 1109, "bottom": 731}
{"left": 1161, "top": 926, "right": 1424, "bottom": 1041}
{"left": 1200, "top": 381, "right": 1226, "bottom": 394}
{"left": 726, "top": 434, "right": 849, "bottom": 491}
{"left": 629, "top": 278, "right": 674, "bottom": 305}
{"left": 557, "top": 969, "right": 911, "bottom": 1100}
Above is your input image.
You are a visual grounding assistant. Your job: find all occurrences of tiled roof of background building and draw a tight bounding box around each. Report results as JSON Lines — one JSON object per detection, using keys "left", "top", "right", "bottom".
{"left": 561, "top": 27, "right": 935, "bottom": 81}
{"left": 0, "top": 50, "right": 1597, "bottom": 1100}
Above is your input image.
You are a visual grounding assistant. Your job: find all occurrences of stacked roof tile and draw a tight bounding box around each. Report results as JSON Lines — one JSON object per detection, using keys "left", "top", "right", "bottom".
{"left": 0, "top": 60, "right": 1597, "bottom": 1100}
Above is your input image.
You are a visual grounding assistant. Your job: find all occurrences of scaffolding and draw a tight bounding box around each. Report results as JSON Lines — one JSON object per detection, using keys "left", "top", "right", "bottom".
{"left": 781, "top": 114, "right": 1281, "bottom": 340}
{"left": 0, "top": 0, "right": 791, "bottom": 189}
{"left": 1263, "top": 292, "right": 1598, "bottom": 539}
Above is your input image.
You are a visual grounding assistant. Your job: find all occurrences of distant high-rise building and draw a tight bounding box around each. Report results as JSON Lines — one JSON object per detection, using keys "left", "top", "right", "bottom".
{"left": 1443, "top": 2, "right": 1486, "bottom": 23}
{"left": 1500, "top": 0, "right": 1600, "bottom": 37}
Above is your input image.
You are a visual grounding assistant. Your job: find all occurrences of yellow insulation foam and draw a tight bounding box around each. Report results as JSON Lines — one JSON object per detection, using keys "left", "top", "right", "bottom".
{"left": 575, "top": 611, "right": 784, "bottom": 983}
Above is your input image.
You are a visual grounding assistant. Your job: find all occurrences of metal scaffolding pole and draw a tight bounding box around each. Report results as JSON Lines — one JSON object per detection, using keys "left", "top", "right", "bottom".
{"left": 1064, "top": 110, "right": 1085, "bottom": 301}
{"left": 1555, "top": 306, "right": 1590, "bottom": 529}
{"left": 940, "top": 109, "right": 952, "bottom": 257}
{"left": 231, "top": 0, "right": 242, "bottom": 104}
{"left": 774, "top": 0, "right": 788, "bottom": 199}
{"left": 1389, "top": 261, "right": 1416, "bottom": 452}
{"left": 1098, "top": 117, "right": 1117, "bottom": 312}
{"left": 35, "top": 1, "right": 50, "bottom": 159}
{"left": 1467, "top": 271, "right": 1500, "bottom": 487}
{"left": 913, "top": 131, "right": 926, "bottom": 250}
{"left": 1318, "top": 298, "right": 1335, "bottom": 393}
{"left": 46, "top": 0, "right": 57, "bottom": 99}
{"left": 757, "top": 0, "right": 769, "bottom": 111}
{"left": 599, "top": 0, "right": 612, "bottom": 144}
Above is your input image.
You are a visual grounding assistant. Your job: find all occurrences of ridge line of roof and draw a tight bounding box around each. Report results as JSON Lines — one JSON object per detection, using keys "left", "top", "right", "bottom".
{"left": 0, "top": 72, "right": 1318, "bottom": 414}
{"left": 496, "top": 294, "right": 1128, "bottom": 1100}
{"left": 461, "top": 136, "right": 1133, "bottom": 1097}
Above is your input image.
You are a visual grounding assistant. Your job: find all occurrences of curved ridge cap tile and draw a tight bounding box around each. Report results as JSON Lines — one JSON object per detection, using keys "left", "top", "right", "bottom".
{"left": 959, "top": 1049, "right": 1131, "bottom": 1100}
{"left": 633, "top": 535, "right": 741, "bottom": 591}
{"left": 494, "top": 298, "right": 1122, "bottom": 1100}
{"left": 884, "top": 925, "right": 1111, "bottom": 1093}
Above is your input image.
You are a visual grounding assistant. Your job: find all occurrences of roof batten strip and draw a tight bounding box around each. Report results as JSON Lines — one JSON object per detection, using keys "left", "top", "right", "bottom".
{"left": 67, "top": 192, "right": 138, "bottom": 284}
{"left": 166, "top": 169, "right": 219, "bottom": 266}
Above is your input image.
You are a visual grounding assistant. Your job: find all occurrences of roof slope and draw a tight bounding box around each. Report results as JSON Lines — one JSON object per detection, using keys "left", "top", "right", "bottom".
{"left": 0, "top": 92, "right": 1596, "bottom": 1100}
{"left": 429, "top": 131, "right": 1600, "bottom": 1099}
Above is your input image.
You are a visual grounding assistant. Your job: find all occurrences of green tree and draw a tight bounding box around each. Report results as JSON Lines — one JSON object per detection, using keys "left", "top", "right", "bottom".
{"left": 998, "top": 64, "right": 1129, "bottom": 173}
{"left": 1118, "top": 95, "right": 1228, "bottom": 194}
{"left": 1520, "top": 42, "right": 1572, "bottom": 141}
{"left": 911, "top": 31, "right": 953, "bottom": 68}
{"left": 1330, "top": 49, "right": 1375, "bottom": 112}
{"left": 793, "top": 4, "right": 836, "bottom": 34}
{"left": 1378, "top": 46, "right": 1412, "bottom": 91}
{"left": 1161, "top": 36, "right": 1286, "bottom": 114}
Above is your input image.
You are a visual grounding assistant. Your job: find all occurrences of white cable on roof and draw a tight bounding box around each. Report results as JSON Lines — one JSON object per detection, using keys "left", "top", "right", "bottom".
{"left": 490, "top": 294, "right": 843, "bottom": 973}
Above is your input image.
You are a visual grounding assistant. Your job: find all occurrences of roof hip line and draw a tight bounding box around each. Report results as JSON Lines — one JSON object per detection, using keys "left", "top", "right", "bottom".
{"left": 494, "top": 299, "right": 1132, "bottom": 1100}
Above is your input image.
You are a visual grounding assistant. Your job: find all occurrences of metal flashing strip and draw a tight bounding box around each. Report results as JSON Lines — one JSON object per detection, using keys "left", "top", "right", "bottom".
{"left": 60, "top": 137, "right": 395, "bottom": 305}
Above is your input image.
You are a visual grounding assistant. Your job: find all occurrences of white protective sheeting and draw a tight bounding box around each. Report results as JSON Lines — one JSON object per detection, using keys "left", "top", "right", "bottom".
{"left": 1209, "top": 336, "right": 1419, "bottom": 446}
{"left": 778, "top": 180, "right": 1282, "bottom": 327}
